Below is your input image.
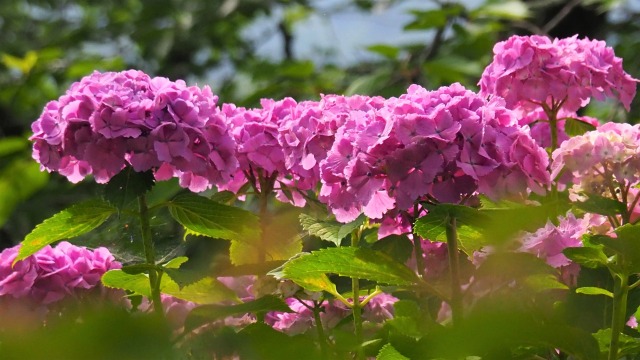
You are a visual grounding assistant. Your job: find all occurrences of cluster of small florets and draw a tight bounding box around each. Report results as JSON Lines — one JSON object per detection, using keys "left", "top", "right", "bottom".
{"left": 319, "top": 83, "right": 550, "bottom": 222}
{"left": 551, "top": 122, "right": 640, "bottom": 201}
{"left": 30, "top": 70, "right": 238, "bottom": 192}
{"left": 0, "top": 242, "right": 121, "bottom": 305}
{"left": 480, "top": 35, "right": 637, "bottom": 113}
{"left": 266, "top": 293, "right": 398, "bottom": 335}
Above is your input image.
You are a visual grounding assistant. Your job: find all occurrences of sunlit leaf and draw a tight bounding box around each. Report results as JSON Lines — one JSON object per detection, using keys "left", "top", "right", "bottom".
{"left": 564, "top": 118, "right": 597, "bottom": 137}
{"left": 279, "top": 247, "right": 420, "bottom": 290}
{"left": 299, "top": 213, "right": 365, "bottom": 247}
{"left": 377, "top": 343, "right": 410, "bottom": 360}
{"left": 16, "top": 199, "right": 116, "bottom": 263}
{"left": 576, "top": 287, "right": 613, "bottom": 298}
{"left": 168, "top": 193, "right": 260, "bottom": 242}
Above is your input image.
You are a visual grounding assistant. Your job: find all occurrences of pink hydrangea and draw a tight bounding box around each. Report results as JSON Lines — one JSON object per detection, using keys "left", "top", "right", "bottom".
{"left": 551, "top": 122, "right": 640, "bottom": 206}
{"left": 0, "top": 242, "right": 121, "bottom": 305}
{"left": 30, "top": 70, "right": 238, "bottom": 192}
{"left": 266, "top": 293, "right": 397, "bottom": 335}
{"left": 518, "top": 212, "right": 588, "bottom": 285}
{"left": 480, "top": 35, "right": 638, "bottom": 113}
{"left": 319, "top": 83, "right": 550, "bottom": 222}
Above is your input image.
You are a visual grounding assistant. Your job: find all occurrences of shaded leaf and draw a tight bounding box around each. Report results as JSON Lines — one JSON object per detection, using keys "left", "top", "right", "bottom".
{"left": 414, "top": 204, "right": 489, "bottom": 255}
{"left": 371, "top": 234, "right": 414, "bottom": 263}
{"left": 563, "top": 246, "right": 609, "bottom": 269}
{"left": 16, "top": 199, "right": 116, "bottom": 263}
{"left": 103, "top": 167, "right": 154, "bottom": 209}
{"left": 564, "top": 118, "right": 597, "bottom": 137}
{"left": 573, "top": 194, "right": 626, "bottom": 217}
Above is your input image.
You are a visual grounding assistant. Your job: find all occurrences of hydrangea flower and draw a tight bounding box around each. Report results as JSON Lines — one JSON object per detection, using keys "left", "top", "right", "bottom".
{"left": 30, "top": 70, "right": 238, "bottom": 192}
{"left": 551, "top": 122, "right": 640, "bottom": 212}
{"left": 518, "top": 212, "right": 588, "bottom": 285}
{"left": 0, "top": 242, "right": 121, "bottom": 305}
{"left": 479, "top": 35, "right": 638, "bottom": 113}
{"left": 319, "top": 83, "right": 550, "bottom": 222}
{"left": 266, "top": 293, "right": 397, "bottom": 335}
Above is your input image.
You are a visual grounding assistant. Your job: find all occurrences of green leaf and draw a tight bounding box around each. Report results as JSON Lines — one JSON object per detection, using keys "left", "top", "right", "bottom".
{"left": 121, "top": 264, "right": 159, "bottom": 275}
{"left": 280, "top": 247, "right": 420, "bottom": 291}
{"left": 563, "top": 246, "right": 609, "bottom": 269}
{"left": 371, "top": 234, "right": 414, "bottom": 263}
{"left": 524, "top": 274, "right": 569, "bottom": 291}
{"left": 366, "top": 44, "right": 399, "bottom": 59}
{"left": 590, "top": 224, "right": 640, "bottom": 272}
{"left": 16, "top": 199, "right": 116, "bottom": 263}
{"left": 164, "top": 268, "right": 207, "bottom": 290}
{"left": 299, "top": 213, "right": 365, "bottom": 246}
{"left": 414, "top": 204, "right": 489, "bottom": 255}
{"left": 184, "top": 295, "right": 292, "bottom": 332}
{"left": 377, "top": 344, "right": 410, "bottom": 360}
{"left": 573, "top": 194, "right": 626, "bottom": 217}
{"left": 209, "top": 190, "right": 236, "bottom": 204}
{"left": 576, "top": 286, "right": 613, "bottom": 298}
{"left": 160, "top": 276, "right": 239, "bottom": 304}
{"left": 102, "top": 269, "right": 239, "bottom": 304}
{"left": 168, "top": 193, "right": 260, "bottom": 242}
{"left": 103, "top": 167, "right": 155, "bottom": 209}
{"left": 471, "top": 0, "right": 530, "bottom": 20}
{"left": 102, "top": 269, "right": 152, "bottom": 297}
{"left": 564, "top": 118, "right": 597, "bottom": 137}
{"left": 230, "top": 207, "right": 302, "bottom": 265}
{"left": 404, "top": 7, "right": 463, "bottom": 30}
{"left": 593, "top": 328, "right": 640, "bottom": 358}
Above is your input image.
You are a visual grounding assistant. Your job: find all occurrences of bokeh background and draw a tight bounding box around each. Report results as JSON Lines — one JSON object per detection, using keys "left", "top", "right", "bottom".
{"left": 2, "top": 0, "right": 640, "bottom": 252}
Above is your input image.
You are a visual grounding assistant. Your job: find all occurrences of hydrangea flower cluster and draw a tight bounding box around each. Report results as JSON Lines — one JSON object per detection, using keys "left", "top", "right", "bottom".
{"left": 266, "top": 293, "right": 397, "bottom": 335}
{"left": 518, "top": 212, "right": 589, "bottom": 285}
{"left": 30, "top": 70, "right": 238, "bottom": 191}
{"left": 479, "top": 35, "right": 638, "bottom": 113}
{"left": 0, "top": 242, "right": 121, "bottom": 305}
{"left": 550, "top": 122, "right": 640, "bottom": 206}
{"left": 319, "top": 83, "right": 550, "bottom": 222}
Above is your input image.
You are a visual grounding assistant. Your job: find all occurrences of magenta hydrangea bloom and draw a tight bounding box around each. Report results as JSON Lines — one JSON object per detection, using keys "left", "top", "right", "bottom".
{"left": 319, "top": 83, "right": 550, "bottom": 222}
{"left": 30, "top": 70, "right": 238, "bottom": 192}
{"left": 220, "top": 98, "right": 296, "bottom": 193}
{"left": 479, "top": 35, "right": 638, "bottom": 113}
{"left": 0, "top": 242, "right": 121, "bottom": 305}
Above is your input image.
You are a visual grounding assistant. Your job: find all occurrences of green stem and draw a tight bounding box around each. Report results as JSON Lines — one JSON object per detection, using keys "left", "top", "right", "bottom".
{"left": 351, "top": 228, "right": 364, "bottom": 360}
{"left": 312, "top": 302, "right": 329, "bottom": 359}
{"left": 445, "top": 216, "right": 463, "bottom": 327}
{"left": 548, "top": 107, "right": 559, "bottom": 201}
{"left": 609, "top": 273, "right": 629, "bottom": 360}
{"left": 412, "top": 204, "right": 426, "bottom": 278}
{"left": 138, "top": 194, "right": 163, "bottom": 317}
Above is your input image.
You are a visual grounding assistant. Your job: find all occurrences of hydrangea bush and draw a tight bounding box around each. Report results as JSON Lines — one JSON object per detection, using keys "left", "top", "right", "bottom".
{"left": 4, "top": 34, "right": 640, "bottom": 359}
